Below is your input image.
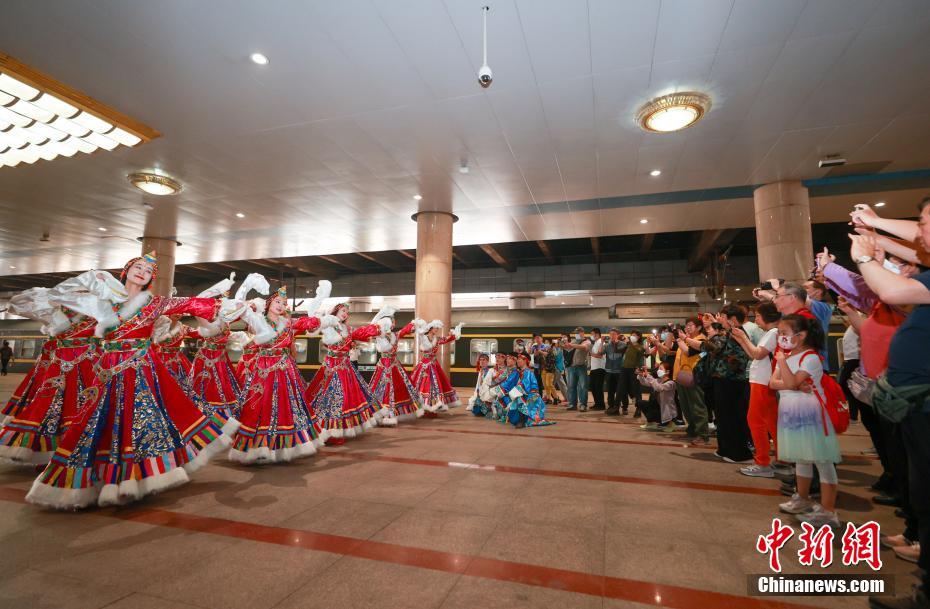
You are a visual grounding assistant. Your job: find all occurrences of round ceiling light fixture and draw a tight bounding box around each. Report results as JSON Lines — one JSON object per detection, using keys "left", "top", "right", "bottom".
{"left": 128, "top": 172, "right": 182, "bottom": 196}
{"left": 250, "top": 52, "right": 269, "bottom": 66}
{"left": 637, "top": 92, "right": 711, "bottom": 133}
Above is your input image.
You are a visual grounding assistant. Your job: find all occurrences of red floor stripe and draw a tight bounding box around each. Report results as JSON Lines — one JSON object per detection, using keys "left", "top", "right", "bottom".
{"left": 322, "top": 451, "right": 783, "bottom": 497}
{"left": 401, "top": 424, "right": 877, "bottom": 463}
{"left": 0, "top": 486, "right": 811, "bottom": 609}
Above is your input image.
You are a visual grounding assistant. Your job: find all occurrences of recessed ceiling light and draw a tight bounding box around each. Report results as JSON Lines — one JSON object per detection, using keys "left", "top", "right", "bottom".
{"left": 874, "top": 201, "right": 886, "bottom": 208}
{"left": 639, "top": 218, "right": 648, "bottom": 224}
{"left": 413, "top": 194, "right": 423, "bottom": 200}
{"left": 128, "top": 172, "right": 181, "bottom": 196}
{"left": 97, "top": 227, "right": 107, "bottom": 232}
{"left": 236, "top": 212, "right": 245, "bottom": 218}
{"left": 639, "top": 291, "right": 645, "bottom": 295}
{"left": 250, "top": 53, "right": 269, "bottom": 66}
{"left": 9, "top": 265, "right": 16, "bottom": 269}
{"left": 735, "top": 288, "right": 741, "bottom": 292}
{"left": 649, "top": 169, "right": 662, "bottom": 177}
{"left": 637, "top": 92, "right": 711, "bottom": 133}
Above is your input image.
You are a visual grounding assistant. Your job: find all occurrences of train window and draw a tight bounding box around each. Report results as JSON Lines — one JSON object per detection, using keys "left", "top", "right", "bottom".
{"left": 449, "top": 340, "right": 456, "bottom": 366}
{"left": 15, "top": 339, "right": 39, "bottom": 359}
{"left": 396, "top": 338, "right": 415, "bottom": 366}
{"left": 357, "top": 341, "right": 377, "bottom": 365}
{"left": 469, "top": 339, "right": 498, "bottom": 365}
{"left": 294, "top": 339, "right": 309, "bottom": 363}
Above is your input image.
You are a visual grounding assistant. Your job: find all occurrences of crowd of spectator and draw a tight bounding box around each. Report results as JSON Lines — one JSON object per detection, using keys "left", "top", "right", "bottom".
{"left": 510, "top": 198, "right": 929, "bottom": 609}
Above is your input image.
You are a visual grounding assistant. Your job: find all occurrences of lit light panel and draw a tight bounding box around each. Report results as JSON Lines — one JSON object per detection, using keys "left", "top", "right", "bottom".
{"left": 0, "top": 53, "right": 158, "bottom": 169}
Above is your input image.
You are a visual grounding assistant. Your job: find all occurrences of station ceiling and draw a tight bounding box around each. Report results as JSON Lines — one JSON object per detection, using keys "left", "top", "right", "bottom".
{"left": 1, "top": 0, "right": 929, "bottom": 278}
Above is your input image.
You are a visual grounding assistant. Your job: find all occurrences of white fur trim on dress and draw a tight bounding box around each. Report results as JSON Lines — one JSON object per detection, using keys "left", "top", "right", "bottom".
{"left": 227, "top": 439, "right": 317, "bottom": 464}
{"left": 98, "top": 466, "right": 191, "bottom": 507}
{"left": 26, "top": 479, "right": 102, "bottom": 510}
{"left": 183, "top": 417, "right": 240, "bottom": 473}
{"left": 0, "top": 445, "right": 53, "bottom": 466}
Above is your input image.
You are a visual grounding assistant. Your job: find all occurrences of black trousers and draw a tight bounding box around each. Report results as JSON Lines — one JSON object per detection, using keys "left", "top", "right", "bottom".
{"left": 838, "top": 358, "right": 863, "bottom": 421}
{"left": 617, "top": 368, "right": 638, "bottom": 409}
{"left": 589, "top": 369, "right": 606, "bottom": 409}
{"left": 901, "top": 406, "right": 930, "bottom": 585}
{"left": 881, "top": 417, "right": 918, "bottom": 540}
{"left": 605, "top": 373, "right": 621, "bottom": 408}
{"left": 712, "top": 378, "right": 753, "bottom": 462}
{"left": 0, "top": 359, "right": 8, "bottom": 375}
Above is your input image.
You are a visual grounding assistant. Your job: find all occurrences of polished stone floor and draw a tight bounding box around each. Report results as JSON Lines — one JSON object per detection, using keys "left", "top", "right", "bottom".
{"left": 0, "top": 373, "right": 920, "bottom": 609}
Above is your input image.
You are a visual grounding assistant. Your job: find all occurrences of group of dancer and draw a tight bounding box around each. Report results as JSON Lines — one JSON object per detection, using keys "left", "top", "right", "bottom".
{"left": 0, "top": 252, "right": 464, "bottom": 510}
{"left": 467, "top": 351, "right": 555, "bottom": 428}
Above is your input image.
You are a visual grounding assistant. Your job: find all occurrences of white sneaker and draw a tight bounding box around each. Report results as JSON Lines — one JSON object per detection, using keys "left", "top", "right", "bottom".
{"left": 796, "top": 504, "right": 841, "bottom": 528}
{"left": 740, "top": 464, "right": 775, "bottom": 478}
{"left": 881, "top": 534, "right": 915, "bottom": 549}
{"left": 708, "top": 422, "right": 717, "bottom": 432}
{"left": 779, "top": 493, "right": 815, "bottom": 515}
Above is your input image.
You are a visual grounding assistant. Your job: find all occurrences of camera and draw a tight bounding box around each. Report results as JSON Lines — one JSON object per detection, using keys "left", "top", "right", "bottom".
{"left": 478, "top": 64, "right": 493, "bottom": 88}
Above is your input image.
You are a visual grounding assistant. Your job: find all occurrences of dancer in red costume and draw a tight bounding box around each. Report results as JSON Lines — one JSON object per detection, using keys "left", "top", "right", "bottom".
{"left": 368, "top": 311, "right": 423, "bottom": 425}
{"left": 1, "top": 339, "right": 53, "bottom": 427}
{"left": 305, "top": 301, "right": 391, "bottom": 444}
{"left": 152, "top": 316, "right": 194, "bottom": 387}
{"left": 411, "top": 319, "right": 464, "bottom": 416}
{"left": 0, "top": 270, "right": 124, "bottom": 464}
{"left": 26, "top": 252, "right": 245, "bottom": 509}
{"left": 230, "top": 280, "right": 330, "bottom": 463}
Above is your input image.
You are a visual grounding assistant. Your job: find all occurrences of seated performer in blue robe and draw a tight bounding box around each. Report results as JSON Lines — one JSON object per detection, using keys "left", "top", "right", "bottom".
{"left": 470, "top": 353, "right": 492, "bottom": 416}
{"left": 492, "top": 354, "right": 516, "bottom": 423}
{"left": 499, "top": 353, "right": 555, "bottom": 428}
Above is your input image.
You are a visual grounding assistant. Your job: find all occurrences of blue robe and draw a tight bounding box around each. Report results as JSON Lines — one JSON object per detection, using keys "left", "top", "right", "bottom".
{"left": 471, "top": 366, "right": 492, "bottom": 416}
{"left": 499, "top": 368, "right": 554, "bottom": 427}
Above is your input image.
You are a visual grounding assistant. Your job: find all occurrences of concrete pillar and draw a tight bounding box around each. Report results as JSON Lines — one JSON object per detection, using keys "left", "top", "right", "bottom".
{"left": 414, "top": 211, "right": 455, "bottom": 373}
{"left": 753, "top": 181, "right": 813, "bottom": 282}
{"left": 140, "top": 237, "right": 177, "bottom": 297}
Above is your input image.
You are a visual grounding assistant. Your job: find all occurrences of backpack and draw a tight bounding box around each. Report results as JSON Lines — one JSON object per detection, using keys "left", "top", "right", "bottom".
{"left": 799, "top": 351, "right": 850, "bottom": 435}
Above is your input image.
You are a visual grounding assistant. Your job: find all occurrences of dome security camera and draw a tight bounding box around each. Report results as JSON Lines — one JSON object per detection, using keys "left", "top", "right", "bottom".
{"left": 478, "top": 64, "right": 493, "bottom": 88}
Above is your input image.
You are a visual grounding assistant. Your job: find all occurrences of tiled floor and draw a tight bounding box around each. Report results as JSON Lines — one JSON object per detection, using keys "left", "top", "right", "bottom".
{"left": 0, "top": 373, "right": 920, "bottom": 609}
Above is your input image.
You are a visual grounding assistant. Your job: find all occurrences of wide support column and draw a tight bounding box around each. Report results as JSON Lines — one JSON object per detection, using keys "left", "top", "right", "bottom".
{"left": 140, "top": 237, "right": 177, "bottom": 297}
{"left": 414, "top": 211, "right": 455, "bottom": 374}
{"left": 753, "top": 181, "right": 813, "bottom": 282}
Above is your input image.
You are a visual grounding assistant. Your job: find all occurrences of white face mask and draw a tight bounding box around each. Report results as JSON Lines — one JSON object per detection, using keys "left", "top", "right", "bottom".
{"left": 575, "top": 333, "right": 583, "bottom": 341}
{"left": 656, "top": 368, "right": 666, "bottom": 378}
{"left": 882, "top": 259, "right": 902, "bottom": 275}
{"left": 777, "top": 335, "right": 795, "bottom": 350}
{"left": 629, "top": 336, "right": 639, "bottom": 344}
{"left": 660, "top": 332, "right": 669, "bottom": 341}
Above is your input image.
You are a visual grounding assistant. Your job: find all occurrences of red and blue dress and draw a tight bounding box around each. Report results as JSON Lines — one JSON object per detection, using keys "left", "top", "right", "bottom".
{"left": 231, "top": 315, "right": 324, "bottom": 463}
{"left": 411, "top": 332, "right": 460, "bottom": 412}
{"left": 305, "top": 317, "right": 381, "bottom": 439}
{"left": 26, "top": 293, "right": 236, "bottom": 509}
{"left": 153, "top": 327, "right": 194, "bottom": 388}
{"left": 1, "top": 339, "right": 54, "bottom": 428}
{"left": 369, "top": 322, "right": 423, "bottom": 425}
{"left": 0, "top": 316, "right": 100, "bottom": 464}
{"left": 188, "top": 326, "right": 243, "bottom": 421}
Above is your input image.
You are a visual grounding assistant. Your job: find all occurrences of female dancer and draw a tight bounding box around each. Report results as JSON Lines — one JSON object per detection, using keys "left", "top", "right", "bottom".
{"left": 152, "top": 316, "right": 195, "bottom": 387}
{"left": 26, "top": 252, "right": 243, "bottom": 509}
{"left": 411, "top": 319, "right": 463, "bottom": 416}
{"left": 231, "top": 281, "right": 330, "bottom": 463}
{"left": 1, "top": 271, "right": 124, "bottom": 426}
{"left": 368, "top": 311, "right": 423, "bottom": 426}
{"left": 305, "top": 301, "right": 389, "bottom": 444}
{"left": 188, "top": 273, "right": 269, "bottom": 421}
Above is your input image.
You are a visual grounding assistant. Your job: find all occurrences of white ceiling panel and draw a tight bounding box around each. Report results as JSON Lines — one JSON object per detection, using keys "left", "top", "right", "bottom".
{"left": 653, "top": 0, "right": 733, "bottom": 64}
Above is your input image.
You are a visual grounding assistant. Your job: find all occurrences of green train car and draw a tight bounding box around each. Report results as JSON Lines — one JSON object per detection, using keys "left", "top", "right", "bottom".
{"left": 0, "top": 307, "right": 846, "bottom": 389}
